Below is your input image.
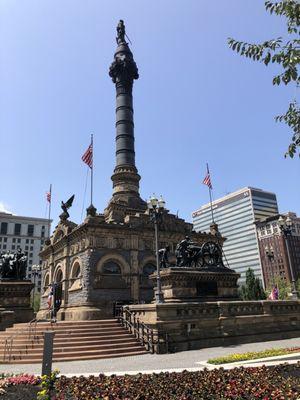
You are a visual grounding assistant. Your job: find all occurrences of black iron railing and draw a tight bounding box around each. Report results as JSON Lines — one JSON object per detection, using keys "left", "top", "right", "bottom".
{"left": 114, "top": 304, "right": 169, "bottom": 354}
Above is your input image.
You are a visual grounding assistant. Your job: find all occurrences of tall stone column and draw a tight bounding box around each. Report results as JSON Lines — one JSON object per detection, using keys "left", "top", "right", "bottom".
{"left": 105, "top": 20, "right": 146, "bottom": 222}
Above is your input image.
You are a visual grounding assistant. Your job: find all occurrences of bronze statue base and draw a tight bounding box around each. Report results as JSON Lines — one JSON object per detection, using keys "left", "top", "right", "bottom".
{"left": 150, "top": 267, "right": 240, "bottom": 302}
{"left": 0, "top": 280, "right": 34, "bottom": 326}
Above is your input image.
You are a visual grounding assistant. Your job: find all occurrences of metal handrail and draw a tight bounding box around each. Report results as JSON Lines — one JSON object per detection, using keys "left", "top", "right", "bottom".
{"left": 2, "top": 318, "right": 42, "bottom": 362}
{"left": 114, "top": 305, "right": 169, "bottom": 354}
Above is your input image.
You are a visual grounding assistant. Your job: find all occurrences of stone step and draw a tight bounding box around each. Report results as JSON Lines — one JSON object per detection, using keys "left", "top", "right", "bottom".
{"left": 5, "top": 322, "right": 120, "bottom": 331}
{"left": 16, "top": 319, "right": 117, "bottom": 326}
{"left": 4, "top": 323, "right": 122, "bottom": 332}
{"left": 0, "top": 341, "right": 141, "bottom": 357}
{"left": 7, "top": 345, "right": 146, "bottom": 360}
{"left": 3, "top": 349, "right": 148, "bottom": 364}
{"left": 0, "top": 318, "right": 147, "bottom": 364}
{"left": 0, "top": 333, "right": 135, "bottom": 346}
{"left": 0, "top": 336, "right": 137, "bottom": 349}
{"left": 0, "top": 326, "right": 127, "bottom": 337}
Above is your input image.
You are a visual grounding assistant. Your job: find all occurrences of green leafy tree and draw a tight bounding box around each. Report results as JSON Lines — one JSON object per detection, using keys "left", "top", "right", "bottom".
{"left": 228, "top": 1, "right": 300, "bottom": 158}
{"left": 240, "top": 268, "right": 266, "bottom": 300}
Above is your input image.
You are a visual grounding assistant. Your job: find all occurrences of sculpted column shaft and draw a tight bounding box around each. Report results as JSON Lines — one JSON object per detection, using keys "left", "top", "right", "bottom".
{"left": 106, "top": 20, "right": 147, "bottom": 220}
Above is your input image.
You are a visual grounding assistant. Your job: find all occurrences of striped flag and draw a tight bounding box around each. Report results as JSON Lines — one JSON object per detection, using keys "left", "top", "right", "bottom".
{"left": 203, "top": 172, "right": 212, "bottom": 190}
{"left": 82, "top": 143, "right": 93, "bottom": 169}
{"left": 46, "top": 191, "right": 51, "bottom": 203}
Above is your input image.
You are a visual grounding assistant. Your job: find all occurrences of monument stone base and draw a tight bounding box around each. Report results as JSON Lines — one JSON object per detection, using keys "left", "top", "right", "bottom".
{"left": 127, "top": 300, "right": 300, "bottom": 353}
{"left": 0, "top": 281, "right": 34, "bottom": 324}
{"left": 151, "top": 267, "right": 240, "bottom": 302}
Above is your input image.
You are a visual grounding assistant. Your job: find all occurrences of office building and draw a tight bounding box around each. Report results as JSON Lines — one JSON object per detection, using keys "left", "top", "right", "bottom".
{"left": 256, "top": 212, "right": 300, "bottom": 288}
{"left": 0, "top": 212, "right": 51, "bottom": 292}
{"left": 192, "top": 187, "right": 279, "bottom": 284}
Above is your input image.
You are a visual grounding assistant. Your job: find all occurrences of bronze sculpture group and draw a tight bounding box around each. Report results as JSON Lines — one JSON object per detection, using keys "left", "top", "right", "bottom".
{"left": 0, "top": 249, "right": 28, "bottom": 280}
{"left": 159, "top": 237, "right": 225, "bottom": 269}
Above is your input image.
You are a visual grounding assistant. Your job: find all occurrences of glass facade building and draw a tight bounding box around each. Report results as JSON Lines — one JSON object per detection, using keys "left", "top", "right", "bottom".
{"left": 192, "top": 187, "right": 279, "bottom": 284}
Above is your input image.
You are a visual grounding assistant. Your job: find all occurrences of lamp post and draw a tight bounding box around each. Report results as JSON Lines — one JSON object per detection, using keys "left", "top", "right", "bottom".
{"left": 32, "top": 264, "right": 41, "bottom": 309}
{"left": 265, "top": 245, "right": 275, "bottom": 285}
{"left": 278, "top": 215, "right": 298, "bottom": 299}
{"left": 147, "top": 194, "right": 165, "bottom": 304}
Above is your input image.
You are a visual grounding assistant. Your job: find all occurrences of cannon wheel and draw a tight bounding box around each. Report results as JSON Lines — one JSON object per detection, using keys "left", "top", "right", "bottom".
{"left": 201, "top": 241, "right": 222, "bottom": 266}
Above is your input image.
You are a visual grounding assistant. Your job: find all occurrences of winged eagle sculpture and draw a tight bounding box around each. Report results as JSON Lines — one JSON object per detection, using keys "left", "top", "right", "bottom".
{"left": 60, "top": 194, "right": 75, "bottom": 220}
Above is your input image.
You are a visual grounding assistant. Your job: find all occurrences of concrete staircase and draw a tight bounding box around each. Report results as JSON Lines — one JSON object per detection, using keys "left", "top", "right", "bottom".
{"left": 0, "top": 319, "right": 148, "bottom": 364}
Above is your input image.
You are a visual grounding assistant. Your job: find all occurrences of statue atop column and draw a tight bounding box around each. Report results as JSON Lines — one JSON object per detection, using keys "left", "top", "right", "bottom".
{"left": 116, "top": 19, "right": 126, "bottom": 44}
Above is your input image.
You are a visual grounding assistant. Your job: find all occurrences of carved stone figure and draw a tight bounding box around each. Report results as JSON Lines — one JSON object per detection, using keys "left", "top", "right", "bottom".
{"left": 159, "top": 245, "right": 170, "bottom": 269}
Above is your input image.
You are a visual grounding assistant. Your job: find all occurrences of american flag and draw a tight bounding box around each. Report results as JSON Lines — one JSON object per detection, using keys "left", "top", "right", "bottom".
{"left": 46, "top": 191, "right": 51, "bottom": 203}
{"left": 82, "top": 143, "right": 93, "bottom": 169}
{"left": 203, "top": 171, "right": 212, "bottom": 190}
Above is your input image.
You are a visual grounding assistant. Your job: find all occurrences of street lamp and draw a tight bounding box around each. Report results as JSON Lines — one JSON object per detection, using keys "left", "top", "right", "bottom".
{"left": 147, "top": 194, "right": 165, "bottom": 304}
{"left": 32, "top": 264, "right": 41, "bottom": 309}
{"left": 278, "top": 215, "right": 298, "bottom": 299}
{"left": 265, "top": 245, "right": 275, "bottom": 285}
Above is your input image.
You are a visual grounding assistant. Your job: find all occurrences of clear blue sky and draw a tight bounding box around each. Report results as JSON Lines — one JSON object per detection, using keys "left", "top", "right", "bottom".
{"left": 1, "top": 0, "right": 299, "bottom": 228}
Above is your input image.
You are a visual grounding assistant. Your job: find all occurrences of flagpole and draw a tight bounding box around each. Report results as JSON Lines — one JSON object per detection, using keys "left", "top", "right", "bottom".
{"left": 48, "top": 184, "right": 52, "bottom": 239}
{"left": 206, "top": 163, "right": 215, "bottom": 223}
{"left": 91, "top": 134, "right": 93, "bottom": 206}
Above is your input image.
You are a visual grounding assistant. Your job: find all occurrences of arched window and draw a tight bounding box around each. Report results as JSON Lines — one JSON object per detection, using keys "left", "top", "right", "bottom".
{"left": 143, "top": 263, "right": 156, "bottom": 276}
{"left": 55, "top": 269, "right": 63, "bottom": 283}
{"left": 102, "top": 261, "right": 121, "bottom": 275}
{"left": 43, "top": 273, "right": 50, "bottom": 293}
{"left": 71, "top": 262, "right": 81, "bottom": 279}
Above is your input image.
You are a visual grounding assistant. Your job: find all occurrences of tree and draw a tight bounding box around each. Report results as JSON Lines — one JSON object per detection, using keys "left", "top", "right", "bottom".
{"left": 240, "top": 268, "right": 266, "bottom": 300}
{"left": 228, "top": 1, "right": 300, "bottom": 158}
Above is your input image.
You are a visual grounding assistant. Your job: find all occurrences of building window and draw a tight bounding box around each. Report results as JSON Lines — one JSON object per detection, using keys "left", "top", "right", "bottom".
{"left": 26, "top": 239, "right": 29, "bottom": 244}
{"left": 29, "top": 253, "right": 33, "bottom": 258}
{"left": 14, "top": 223, "right": 21, "bottom": 236}
{"left": 31, "top": 239, "right": 34, "bottom": 244}
{"left": 17, "top": 238, "right": 21, "bottom": 243}
{"left": 3, "top": 245, "right": 6, "bottom": 250}
{"left": 0, "top": 223, "right": 8, "bottom": 235}
{"left": 143, "top": 263, "right": 156, "bottom": 276}
{"left": 12, "top": 238, "right": 16, "bottom": 243}
{"left": 4, "top": 238, "right": 7, "bottom": 243}
{"left": 27, "top": 225, "right": 34, "bottom": 237}
{"left": 30, "top": 246, "right": 33, "bottom": 251}
{"left": 102, "top": 261, "right": 121, "bottom": 274}
{"left": 25, "top": 246, "right": 28, "bottom": 250}
{"left": 12, "top": 245, "right": 15, "bottom": 250}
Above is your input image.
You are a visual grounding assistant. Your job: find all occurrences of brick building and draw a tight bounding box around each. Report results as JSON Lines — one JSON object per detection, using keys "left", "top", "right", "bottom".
{"left": 255, "top": 212, "right": 300, "bottom": 289}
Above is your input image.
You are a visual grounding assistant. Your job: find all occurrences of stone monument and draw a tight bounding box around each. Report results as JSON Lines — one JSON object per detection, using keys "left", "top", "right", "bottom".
{"left": 37, "top": 21, "right": 225, "bottom": 321}
{"left": 0, "top": 250, "right": 34, "bottom": 327}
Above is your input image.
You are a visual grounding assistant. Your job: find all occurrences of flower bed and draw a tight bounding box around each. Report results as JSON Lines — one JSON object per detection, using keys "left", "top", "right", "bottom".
{"left": 54, "top": 363, "right": 300, "bottom": 400}
{"left": 1, "top": 364, "right": 300, "bottom": 399}
{"left": 208, "top": 347, "right": 300, "bottom": 365}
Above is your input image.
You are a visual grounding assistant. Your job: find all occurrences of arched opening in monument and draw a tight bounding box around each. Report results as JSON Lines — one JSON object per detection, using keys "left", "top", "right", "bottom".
{"left": 53, "top": 268, "right": 63, "bottom": 313}
{"left": 142, "top": 263, "right": 156, "bottom": 277}
{"left": 140, "top": 262, "right": 156, "bottom": 303}
{"left": 71, "top": 261, "right": 81, "bottom": 279}
{"left": 102, "top": 261, "right": 121, "bottom": 275}
{"left": 69, "top": 261, "right": 82, "bottom": 291}
{"left": 43, "top": 273, "right": 50, "bottom": 293}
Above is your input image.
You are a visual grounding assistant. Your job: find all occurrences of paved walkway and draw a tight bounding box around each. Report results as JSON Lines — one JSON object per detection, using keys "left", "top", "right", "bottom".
{"left": 1, "top": 337, "right": 299, "bottom": 376}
